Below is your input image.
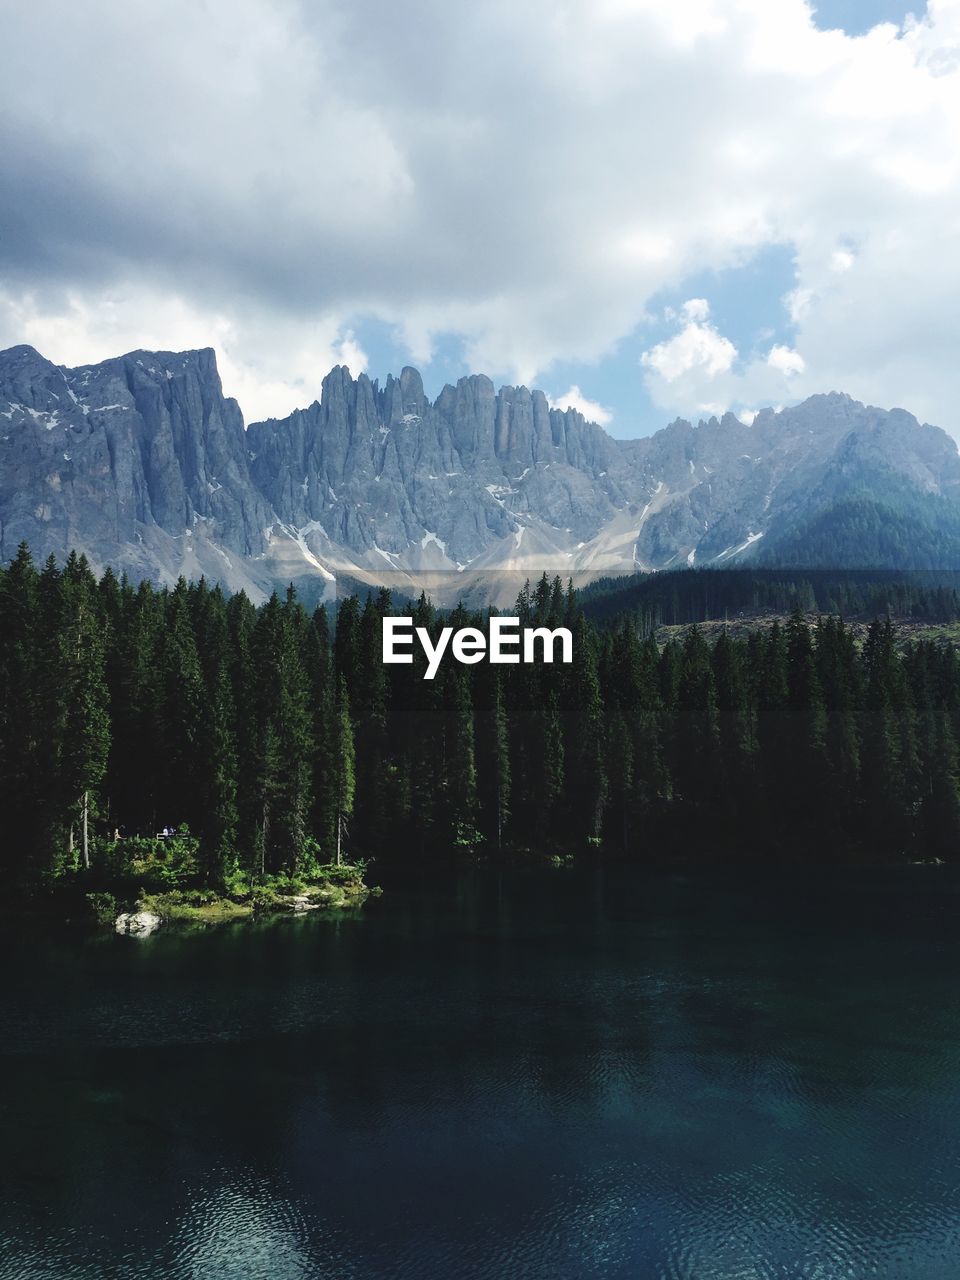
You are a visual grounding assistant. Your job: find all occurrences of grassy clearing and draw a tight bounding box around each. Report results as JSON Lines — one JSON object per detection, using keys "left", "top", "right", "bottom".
{"left": 88, "top": 864, "right": 372, "bottom": 930}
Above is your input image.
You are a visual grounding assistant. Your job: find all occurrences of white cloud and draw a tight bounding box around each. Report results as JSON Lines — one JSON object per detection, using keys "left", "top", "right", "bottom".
{"left": 767, "top": 343, "right": 806, "bottom": 375}
{"left": 641, "top": 316, "right": 738, "bottom": 383}
{"left": 1, "top": 0, "right": 958, "bottom": 431}
{"left": 664, "top": 297, "right": 715, "bottom": 323}
{"left": 784, "top": 287, "right": 815, "bottom": 325}
{"left": 681, "top": 297, "right": 712, "bottom": 321}
{"left": 0, "top": 287, "right": 368, "bottom": 423}
{"left": 547, "top": 385, "right": 613, "bottom": 424}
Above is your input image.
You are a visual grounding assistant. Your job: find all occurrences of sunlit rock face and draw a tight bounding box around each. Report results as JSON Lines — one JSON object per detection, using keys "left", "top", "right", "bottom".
{"left": 4, "top": 343, "right": 960, "bottom": 599}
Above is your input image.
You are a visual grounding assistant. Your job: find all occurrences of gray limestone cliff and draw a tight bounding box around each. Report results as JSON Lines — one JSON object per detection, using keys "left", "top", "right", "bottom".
{"left": 0, "top": 344, "right": 273, "bottom": 587}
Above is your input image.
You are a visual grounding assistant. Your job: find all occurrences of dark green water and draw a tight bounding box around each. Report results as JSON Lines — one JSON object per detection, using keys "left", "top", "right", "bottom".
{"left": 3, "top": 867, "right": 960, "bottom": 1279}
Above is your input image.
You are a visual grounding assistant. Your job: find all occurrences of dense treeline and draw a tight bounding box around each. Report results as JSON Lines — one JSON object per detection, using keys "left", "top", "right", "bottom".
{"left": 2, "top": 544, "right": 960, "bottom": 895}
{"left": 582, "top": 567, "right": 960, "bottom": 631}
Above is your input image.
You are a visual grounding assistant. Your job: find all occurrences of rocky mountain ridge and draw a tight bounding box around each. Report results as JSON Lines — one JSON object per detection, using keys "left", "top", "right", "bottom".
{"left": 2, "top": 342, "right": 959, "bottom": 602}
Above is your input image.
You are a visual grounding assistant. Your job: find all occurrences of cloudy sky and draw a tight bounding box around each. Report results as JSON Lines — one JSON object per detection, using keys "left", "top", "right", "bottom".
{"left": 1, "top": 0, "right": 957, "bottom": 437}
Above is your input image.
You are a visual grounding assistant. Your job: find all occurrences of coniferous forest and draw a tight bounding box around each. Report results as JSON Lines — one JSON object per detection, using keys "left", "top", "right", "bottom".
{"left": 3, "top": 542, "right": 960, "bottom": 905}
{"left": 581, "top": 566, "right": 960, "bottom": 630}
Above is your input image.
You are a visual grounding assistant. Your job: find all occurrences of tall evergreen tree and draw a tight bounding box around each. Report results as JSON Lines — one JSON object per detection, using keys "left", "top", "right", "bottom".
{"left": 335, "top": 676, "right": 356, "bottom": 866}
{"left": 475, "top": 660, "right": 510, "bottom": 851}
{"left": 57, "top": 553, "right": 111, "bottom": 869}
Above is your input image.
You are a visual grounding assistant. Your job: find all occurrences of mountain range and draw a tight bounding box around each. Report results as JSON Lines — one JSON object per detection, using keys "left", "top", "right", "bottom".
{"left": 3, "top": 341, "right": 960, "bottom": 604}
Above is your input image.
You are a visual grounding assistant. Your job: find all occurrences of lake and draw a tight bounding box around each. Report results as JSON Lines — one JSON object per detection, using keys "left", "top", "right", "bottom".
{"left": 2, "top": 866, "right": 960, "bottom": 1279}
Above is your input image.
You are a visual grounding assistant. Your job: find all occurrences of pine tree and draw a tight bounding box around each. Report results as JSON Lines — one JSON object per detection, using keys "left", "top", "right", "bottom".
{"left": 861, "top": 619, "right": 910, "bottom": 852}
{"left": 305, "top": 605, "right": 337, "bottom": 860}
{"left": 0, "top": 545, "right": 41, "bottom": 880}
{"left": 815, "top": 616, "right": 861, "bottom": 832}
{"left": 334, "top": 676, "right": 356, "bottom": 865}
{"left": 475, "top": 660, "right": 510, "bottom": 852}
{"left": 711, "top": 629, "right": 754, "bottom": 820}
{"left": 756, "top": 622, "right": 790, "bottom": 824}
{"left": 564, "top": 613, "right": 606, "bottom": 842}
{"left": 105, "top": 578, "right": 161, "bottom": 837}
{"left": 226, "top": 590, "right": 260, "bottom": 874}
{"left": 156, "top": 580, "right": 205, "bottom": 835}
{"left": 58, "top": 553, "right": 111, "bottom": 870}
{"left": 672, "top": 626, "right": 719, "bottom": 819}
{"left": 354, "top": 591, "right": 390, "bottom": 849}
{"left": 605, "top": 709, "right": 635, "bottom": 855}
{"left": 194, "top": 590, "right": 239, "bottom": 883}
{"left": 441, "top": 644, "right": 479, "bottom": 844}
{"left": 250, "top": 593, "right": 314, "bottom": 875}
{"left": 784, "top": 607, "right": 828, "bottom": 828}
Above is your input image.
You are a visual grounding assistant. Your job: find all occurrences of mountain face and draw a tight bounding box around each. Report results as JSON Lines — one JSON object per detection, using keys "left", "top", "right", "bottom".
{"left": 0, "top": 344, "right": 282, "bottom": 596}
{"left": 3, "top": 342, "right": 960, "bottom": 602}
{"left": 246, "top": 364, "right": 628, "bottom": 571}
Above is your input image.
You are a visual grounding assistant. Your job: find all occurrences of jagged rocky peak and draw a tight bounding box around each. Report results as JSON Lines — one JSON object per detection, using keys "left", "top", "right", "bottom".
{"left": 0, "top": 344, "right": 68, "bottom": 408}
{"left": 252, "top": 362, "right": 620, "bottom": 475}
{"left": 397, "top": 365, "right": 427, "bottom": 418}
{"left": 4, "top": 341, "right": 960, "bottom": 593}
{"left": 245, "top": 362, "right": 628, "bottom": 566}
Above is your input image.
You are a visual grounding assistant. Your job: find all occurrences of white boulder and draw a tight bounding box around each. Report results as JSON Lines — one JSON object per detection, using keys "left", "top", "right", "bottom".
{"left": 114, "top": 911, "right": 162, "bottom": 937}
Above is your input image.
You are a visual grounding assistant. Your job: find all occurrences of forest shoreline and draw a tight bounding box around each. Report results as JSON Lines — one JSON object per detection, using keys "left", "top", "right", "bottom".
{"left": 2, "top": 863, "right": 373, "bottom": 937}
{"left": 3, "top": 847, "right": 954, "bottom": 942}
{"left": 7, "top": 545, "right": 960, "bottom": 919}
